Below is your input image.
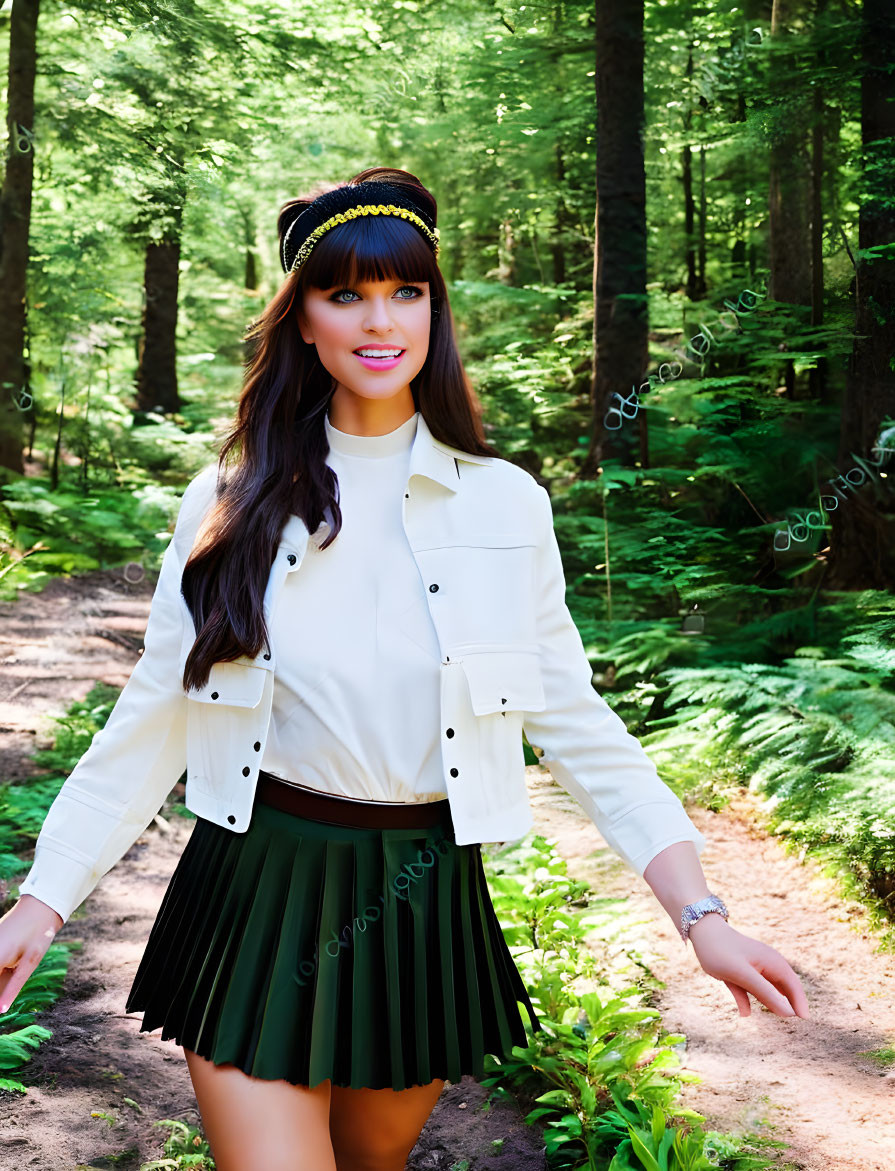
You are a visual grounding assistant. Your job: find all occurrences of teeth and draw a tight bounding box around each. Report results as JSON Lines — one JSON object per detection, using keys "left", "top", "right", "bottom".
{"left": 356, "top": 349, "right": 403, "bottom": 358}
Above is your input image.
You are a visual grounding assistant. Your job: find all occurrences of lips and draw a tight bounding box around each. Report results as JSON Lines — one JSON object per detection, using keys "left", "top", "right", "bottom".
{"left": 352, "top": 349, "right": 406, "bottom": 357}
{"left": 352, "top": 348, "right": 407, "bottom": 371}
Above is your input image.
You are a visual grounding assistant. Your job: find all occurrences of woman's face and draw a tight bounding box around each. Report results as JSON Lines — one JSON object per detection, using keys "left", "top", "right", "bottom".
{"left": 297, "top": 276, "right": 431, "bottom": 405}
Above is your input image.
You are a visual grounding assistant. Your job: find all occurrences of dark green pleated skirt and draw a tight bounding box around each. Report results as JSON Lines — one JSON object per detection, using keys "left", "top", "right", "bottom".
{"left": 124, "top": 778, "right": 541, "bottom": 1091}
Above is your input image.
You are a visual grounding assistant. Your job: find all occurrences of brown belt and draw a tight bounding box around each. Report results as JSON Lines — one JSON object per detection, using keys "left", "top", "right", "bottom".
{"left": 255, "top": 771, "right": 451, "bottom": 830}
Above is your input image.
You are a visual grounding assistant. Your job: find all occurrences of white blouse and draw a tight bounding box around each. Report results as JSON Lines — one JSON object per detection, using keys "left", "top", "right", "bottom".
{"left": 260, "top": 409, "right": 450, "bottom": 804}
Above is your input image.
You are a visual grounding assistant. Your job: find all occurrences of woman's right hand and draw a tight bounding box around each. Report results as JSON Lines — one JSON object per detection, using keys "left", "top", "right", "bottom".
{"left": 0, "top": 894, "right": 65, "bottom": 1015}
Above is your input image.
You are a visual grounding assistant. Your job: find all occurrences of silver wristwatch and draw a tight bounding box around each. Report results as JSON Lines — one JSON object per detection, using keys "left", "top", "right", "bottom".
{"left": 680, "top": 893, "right": 729, "bottom": 943}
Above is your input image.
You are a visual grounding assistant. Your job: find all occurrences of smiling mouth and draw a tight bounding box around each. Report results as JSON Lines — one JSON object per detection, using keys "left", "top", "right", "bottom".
{"left": 353, "top": 348, "right": 406, "bottom": 359}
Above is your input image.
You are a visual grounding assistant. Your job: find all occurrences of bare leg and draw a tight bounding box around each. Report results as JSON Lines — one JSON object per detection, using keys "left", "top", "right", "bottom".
{"left": 183, "top": 1046, "right": 337, "bottom": 1171}
{"left": 329, "top": 1077, "right": 445, "bottom": 1171}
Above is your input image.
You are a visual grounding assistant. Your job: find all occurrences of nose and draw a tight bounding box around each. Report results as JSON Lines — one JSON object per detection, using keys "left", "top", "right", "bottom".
{"left": 362, "top": 296, "right": 396, "bottom": 332}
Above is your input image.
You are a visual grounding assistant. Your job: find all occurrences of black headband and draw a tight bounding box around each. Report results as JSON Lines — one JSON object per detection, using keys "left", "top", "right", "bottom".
{"left": 280, "top": 180, "right": 440, "bottom": 275}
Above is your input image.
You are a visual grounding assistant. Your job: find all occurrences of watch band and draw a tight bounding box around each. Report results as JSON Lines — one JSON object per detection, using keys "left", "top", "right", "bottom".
{"left": 679, "top": 893, "right": 729, "bottom": 943}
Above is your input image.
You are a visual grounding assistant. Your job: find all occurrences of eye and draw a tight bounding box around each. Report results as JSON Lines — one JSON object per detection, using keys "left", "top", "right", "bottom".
{"left": 328, "top": 285, "right": 425, "bottom": 304}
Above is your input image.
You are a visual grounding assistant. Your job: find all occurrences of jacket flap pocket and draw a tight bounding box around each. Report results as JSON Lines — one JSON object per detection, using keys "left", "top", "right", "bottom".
{"left": 457, "top": 645, "right": 546, "bottom": 715}
{"left": 186, "top": 659, "right": 269, "bottom": 709}
{"left": 178, "top": 602, "right": 275, "bottom": 678}
{"left": 414, "top": 530, "right": 537, "bottom": 552}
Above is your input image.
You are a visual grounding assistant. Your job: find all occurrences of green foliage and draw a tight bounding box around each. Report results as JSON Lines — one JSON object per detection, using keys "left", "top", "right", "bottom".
{"left": 0, "top": 775, "right": 72, "bottom": 880}
{"left": 0, "top": 941, "right": 75, "bottom": 1094}
{"left": 139, "top": 1119, "right": 216, "bottom": 1169}
{"left": 0, "top": 479, "right": 184, "bottom": 598}
{"left": 30, "top": 682, "right": 124, "bottom": 777}
{"left": 636, "top": 591, "right": 895, "bottom": 944}
{"left": 478, "top": 836, "right": 778, "bottom": 1170}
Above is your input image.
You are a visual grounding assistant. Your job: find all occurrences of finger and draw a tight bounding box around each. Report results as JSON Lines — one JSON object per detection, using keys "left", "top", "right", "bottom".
{"left": 741, "top": 964, "right": 799, "bottom": 1017}
{"left": 723, "top": 979, "right": 752, "bottom": 1017}
{"left": 0, "top": 954, "right": 41, "bottom": 1015}
{"left": 758, "top": 955, "right": 812, "bottom": 1019}
{"left": 0, "top": 969, "right": 32, "bottom": 1014}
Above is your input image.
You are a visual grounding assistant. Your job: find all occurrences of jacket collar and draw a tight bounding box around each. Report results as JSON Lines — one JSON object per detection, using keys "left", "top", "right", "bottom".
{"left": 280, "top": 409, "right": 494, "bottom": 552}
{"left": 408, "top": 409, "right": 495, "bottom": 493}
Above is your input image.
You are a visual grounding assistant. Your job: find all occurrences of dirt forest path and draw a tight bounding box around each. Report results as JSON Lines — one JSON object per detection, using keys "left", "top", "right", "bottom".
{"left": 1, "top": 572, "right": 893, "bottom": 1170}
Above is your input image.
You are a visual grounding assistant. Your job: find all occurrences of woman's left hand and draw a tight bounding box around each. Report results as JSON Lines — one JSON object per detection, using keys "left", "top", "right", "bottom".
{"left": 686, "top": 914, "right": 811, "bottom": 1019}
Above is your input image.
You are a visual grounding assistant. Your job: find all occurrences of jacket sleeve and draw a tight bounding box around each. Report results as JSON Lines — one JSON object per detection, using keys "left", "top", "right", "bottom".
{"left": 521, "top": 482, "right": 708, "bottom": 879}
{"left": 16, "top": 466, "right": 219, "bottom": 925}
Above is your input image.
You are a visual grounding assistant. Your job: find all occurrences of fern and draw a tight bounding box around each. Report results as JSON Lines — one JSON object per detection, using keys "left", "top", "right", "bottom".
{"left": 640, "top": 647, "right": 895, "bottom": 930}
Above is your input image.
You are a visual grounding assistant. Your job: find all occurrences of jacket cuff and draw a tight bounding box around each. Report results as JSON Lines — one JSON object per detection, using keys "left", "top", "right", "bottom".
{"left": 17, "top": 845, "right": 96, "bottom": 926}
{"left": 539, "top": 752, "right": 707, "bottom": 878}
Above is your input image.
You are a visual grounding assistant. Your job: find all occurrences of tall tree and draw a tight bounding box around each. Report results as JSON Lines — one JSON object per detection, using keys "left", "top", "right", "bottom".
{"left": 808, "top": 0, "right": 829, "bottom": 405}
{"left": 0, "top": 0, "right": 39, "bottom": 475}
{"left": 587, "top": 0, "right": 648, "bottom": 475}
{"left": 681, "top": 46, "right": 706, "bottom": 303}
{"left": 134, "top": 200, "right": 185, "bottom": 416}
{"left": 768, "top": 0, "right": 815, "bottom": 399}
{"left": 827, "top": 0, "right": 895, "bottom": 588}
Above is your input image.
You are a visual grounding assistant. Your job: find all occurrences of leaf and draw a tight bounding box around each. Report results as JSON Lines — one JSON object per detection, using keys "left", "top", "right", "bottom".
{"left": 627, "top": 1125, "right": 661, "bottom": 1171}
{"left": 651, "top": 1104, "right": 666, "bottom": 1147}
{"left": 534, "top": 1089, "right": 573, "bottom": 1106}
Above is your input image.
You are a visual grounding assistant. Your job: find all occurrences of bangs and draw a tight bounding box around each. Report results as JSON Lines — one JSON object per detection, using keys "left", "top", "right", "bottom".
{"left": 298, "top": 215, "right": 437, "bottom": 291}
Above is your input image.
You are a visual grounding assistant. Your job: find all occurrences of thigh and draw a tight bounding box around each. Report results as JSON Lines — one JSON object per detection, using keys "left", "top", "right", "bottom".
{"left": 329, "top": 1078, "right": 445, "bottom": 1171}
{"left": 183, "top": 1046, "right": 337, "bottom": 1171}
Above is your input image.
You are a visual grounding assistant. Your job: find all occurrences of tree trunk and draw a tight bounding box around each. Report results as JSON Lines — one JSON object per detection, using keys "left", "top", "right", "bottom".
{"left": 0, "top": 0, "right": 40, "bottom": 475}
{"left": 587, "top": 0, "right": 647, "bottom": 476}
{"left": 551, "top": 0, "right": 569, "bottom": 287}
{"left": 697, "top": 144, "right": 707, "bottom": 297}
{"left": 807, "top": 0, "right": 828, "bottom": 406}
{"left": 245, "top": 246, "right": 258, "bottom": 293}
{"left": 819, "top": 96, "right": 843, "bottom": 407}
{"left": 552, "top": 143, "right": 568, "bottom": 286}
{"left": 682, "top": 48, "right": 699, "bottom": 302}
{"left": 768, "top": 0, "right": 814, "bottom": 398}
{"left": 826, "top": 0, "right": 895, "bottom": 589}
{"left": 497, "top": 216, "right": 517, "bottom": 285}
{"left": 241, "top": 205, "right": 259, "bottom": 291}
{"left": 134, "top": 235, "right": 182, "bottom": 415}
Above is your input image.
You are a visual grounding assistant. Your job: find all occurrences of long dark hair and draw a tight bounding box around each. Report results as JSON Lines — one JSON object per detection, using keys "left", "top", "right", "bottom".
{"left": 180, "top": 166, "right": 502, "bottom": 692}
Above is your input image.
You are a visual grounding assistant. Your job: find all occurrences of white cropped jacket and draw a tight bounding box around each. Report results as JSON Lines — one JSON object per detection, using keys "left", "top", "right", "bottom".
{"left": 18, "top": 412, "right": 707, "bottom": 924}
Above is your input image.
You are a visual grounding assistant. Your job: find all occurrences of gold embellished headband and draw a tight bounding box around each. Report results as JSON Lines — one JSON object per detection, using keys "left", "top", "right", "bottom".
{"left": 280, "top": 182, "right": 440, "bottom": 275}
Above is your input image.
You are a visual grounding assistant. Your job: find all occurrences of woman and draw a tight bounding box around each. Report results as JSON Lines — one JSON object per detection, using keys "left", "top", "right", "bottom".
{"left": 1, "top": 167, "right": 809, "bottom": 1171}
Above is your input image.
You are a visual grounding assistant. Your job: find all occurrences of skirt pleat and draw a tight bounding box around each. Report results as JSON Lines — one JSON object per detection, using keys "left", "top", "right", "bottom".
{"left": 124, "top": 793, "right": 541, "bottom": 1090}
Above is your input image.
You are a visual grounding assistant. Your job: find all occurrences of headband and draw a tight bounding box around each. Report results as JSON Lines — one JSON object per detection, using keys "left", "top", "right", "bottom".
{"left": 280, "top": 180, "right": 440, "bottom": 275}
